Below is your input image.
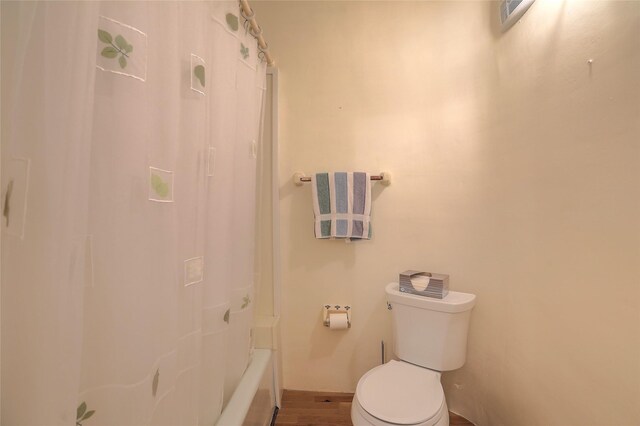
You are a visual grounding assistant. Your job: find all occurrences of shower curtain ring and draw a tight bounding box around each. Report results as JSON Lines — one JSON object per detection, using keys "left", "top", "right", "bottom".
{"left": 250, "top": 25, "right": 263, "bottom": 38}
{"left": 240, "top": 5, "right": 255, "bottom": 21}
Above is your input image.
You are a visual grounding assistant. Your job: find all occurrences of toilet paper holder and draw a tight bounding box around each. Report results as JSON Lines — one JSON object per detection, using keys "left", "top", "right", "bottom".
{"left": 323, "top": 304, "right": 351, "bottom": 328}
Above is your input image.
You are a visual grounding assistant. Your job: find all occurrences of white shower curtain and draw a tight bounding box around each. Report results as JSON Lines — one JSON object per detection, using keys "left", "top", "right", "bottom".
{"left": 1, "top": 1, "right": 266, "bottom": 425}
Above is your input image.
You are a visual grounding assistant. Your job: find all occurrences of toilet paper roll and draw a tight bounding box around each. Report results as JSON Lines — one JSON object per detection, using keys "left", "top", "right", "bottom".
{"left": 329, "top": 313, "right": 349, "bottom": 330}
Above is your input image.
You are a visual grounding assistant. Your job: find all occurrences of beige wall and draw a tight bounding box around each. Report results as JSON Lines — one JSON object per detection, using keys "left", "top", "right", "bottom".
{"left": 252, "top": 1, "right": 640, "bottom": 424}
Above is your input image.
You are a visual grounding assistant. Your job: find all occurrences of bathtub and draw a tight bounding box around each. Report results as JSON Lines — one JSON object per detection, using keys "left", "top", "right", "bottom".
{"left": 216, "top": 349, "right": 276, "bottom": 426}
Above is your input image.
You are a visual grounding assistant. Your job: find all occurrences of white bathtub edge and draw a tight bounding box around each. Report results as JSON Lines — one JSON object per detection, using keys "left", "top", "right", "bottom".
{"left": 216, "top": 349, "right": 272, "bottom": 426}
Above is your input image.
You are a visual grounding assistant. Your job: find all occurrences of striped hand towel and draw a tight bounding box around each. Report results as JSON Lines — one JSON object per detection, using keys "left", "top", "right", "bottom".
{"left": 311, "top": 172, "right": 372, "bottom": 240}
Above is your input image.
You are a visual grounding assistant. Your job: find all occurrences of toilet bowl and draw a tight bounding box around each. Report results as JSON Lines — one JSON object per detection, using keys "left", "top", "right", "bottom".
{"left": 351, "top": 360, "right": 448, "bottom": 426}
{"left": 351, "top": 283, "right": 476, "bottom": 426}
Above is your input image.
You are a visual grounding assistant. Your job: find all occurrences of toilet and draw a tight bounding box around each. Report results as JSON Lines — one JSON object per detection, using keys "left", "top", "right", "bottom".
{"left": 351, "top": 282, "right": 476, "bottom": 426}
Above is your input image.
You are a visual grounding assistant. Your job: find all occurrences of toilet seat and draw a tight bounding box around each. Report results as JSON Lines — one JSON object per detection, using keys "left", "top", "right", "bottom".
{"left": 355, "top": 360, "right": 445, "bottom": 425}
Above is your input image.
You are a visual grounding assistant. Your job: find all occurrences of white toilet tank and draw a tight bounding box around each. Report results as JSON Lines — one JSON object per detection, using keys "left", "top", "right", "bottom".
{"left": 386, "top": 282, "right": 476, "bottom": 371}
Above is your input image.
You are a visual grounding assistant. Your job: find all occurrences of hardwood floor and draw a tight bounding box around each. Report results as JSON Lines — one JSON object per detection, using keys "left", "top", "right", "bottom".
{"left": 274, "top": 390, "right": 474, "bottom": 426}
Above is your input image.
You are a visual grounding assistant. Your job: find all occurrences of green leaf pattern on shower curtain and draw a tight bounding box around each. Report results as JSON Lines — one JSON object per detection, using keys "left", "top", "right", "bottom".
{"left": 194, "top": 65, "right": 205, "bottom": 87}
{"left": 240, "top": 43, "right": 249, "bottom": 60}
{"left": 225, "top": 13, "right": 239, "bottom": 31}
{"left": 76, "top": 401, "right": 95, "bottom": 426}
{"left": 98, "top": 29, "right": 112, "bottom": 44}
{"left": 152, "top": 368, "right": 160, "bottom": 397}
{"left": 98, "top": 29, "right": 133, "bottom": 69}
{"left": 150, "top": 173, "right": 169, "bottom": 198}
{"left": 241, "top": 294, "right": 251, "bottom": 309}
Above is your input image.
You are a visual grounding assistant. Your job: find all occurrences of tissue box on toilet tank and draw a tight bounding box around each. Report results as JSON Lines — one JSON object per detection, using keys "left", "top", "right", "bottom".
{"left": 399, "top": 270, "right": 449, "bottom": 299}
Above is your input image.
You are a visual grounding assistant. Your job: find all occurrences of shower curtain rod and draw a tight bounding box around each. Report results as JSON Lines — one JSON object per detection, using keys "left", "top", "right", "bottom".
{"left": 240, "top": 0, "right": 275, "bottom": 66}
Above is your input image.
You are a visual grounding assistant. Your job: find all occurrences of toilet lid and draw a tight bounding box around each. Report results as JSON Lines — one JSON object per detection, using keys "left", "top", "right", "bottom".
{"left": 356, "top": 360, "right": 444, "bottom": 425}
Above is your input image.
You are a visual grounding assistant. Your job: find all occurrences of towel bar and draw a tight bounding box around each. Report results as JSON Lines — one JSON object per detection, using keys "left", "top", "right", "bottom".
{"left": 293, "top": 171, "right": 391, "bottom": 186}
